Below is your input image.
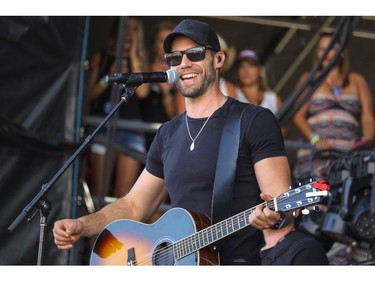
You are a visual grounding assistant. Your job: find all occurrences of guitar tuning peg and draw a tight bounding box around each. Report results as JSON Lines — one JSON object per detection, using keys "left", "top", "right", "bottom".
{"left": 302, "top": 208, "right": 310, "bottom": 215}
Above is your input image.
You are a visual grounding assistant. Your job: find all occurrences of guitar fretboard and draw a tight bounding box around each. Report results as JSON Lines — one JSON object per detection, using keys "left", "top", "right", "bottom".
{"left": 171, "top": 181, "right": 327, "bottom": 261}
{"left": 172, "top": 207, "right": 255, "bottom": 260}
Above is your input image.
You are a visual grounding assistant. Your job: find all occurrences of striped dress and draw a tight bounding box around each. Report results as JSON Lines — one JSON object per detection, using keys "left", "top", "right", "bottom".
{"left": 293, "top": 91, "right": 361, "bottom": 181}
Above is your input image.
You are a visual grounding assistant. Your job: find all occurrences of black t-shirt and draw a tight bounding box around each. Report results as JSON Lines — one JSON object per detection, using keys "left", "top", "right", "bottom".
{"left": 146, "top": 97, "right": 287, "bottom": 265}
{"left": 140, "top": 84, "right": 173, "bottom": 149}
{"left": 89, "top": 51, "right": 142, "bottom": 120}
{"left": 260, "top": 229, "right": 329, "bottom": 265}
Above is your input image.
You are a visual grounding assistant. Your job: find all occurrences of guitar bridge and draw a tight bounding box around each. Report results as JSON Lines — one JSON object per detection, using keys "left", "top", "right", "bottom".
{"left": 127, "top": 247, "right": 136, "bottom": 266}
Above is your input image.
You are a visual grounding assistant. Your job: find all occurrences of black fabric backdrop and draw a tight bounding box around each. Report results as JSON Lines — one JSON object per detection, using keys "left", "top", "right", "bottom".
{"left": 0, "top": 16, "right": 87, "bottom": 265}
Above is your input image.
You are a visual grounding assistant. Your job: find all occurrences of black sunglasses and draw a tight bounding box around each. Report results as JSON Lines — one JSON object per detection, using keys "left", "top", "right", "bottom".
{"left": 165, "top": 46, "right": 214, "bottom": 67}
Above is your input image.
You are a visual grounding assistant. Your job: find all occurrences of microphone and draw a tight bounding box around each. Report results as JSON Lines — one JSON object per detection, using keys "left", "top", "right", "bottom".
{"left": 105, "top": 69, "right": 179, "bottom": 85}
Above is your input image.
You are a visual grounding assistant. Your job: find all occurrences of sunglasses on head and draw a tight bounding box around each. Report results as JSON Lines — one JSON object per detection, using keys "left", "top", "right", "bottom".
{"left": 165, "top": 46, "right": 215, "bottom": 67}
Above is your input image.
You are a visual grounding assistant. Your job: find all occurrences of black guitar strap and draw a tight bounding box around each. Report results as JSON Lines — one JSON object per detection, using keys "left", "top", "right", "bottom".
{"left": 210, "top": 101, "right": 249, "bottom": 252}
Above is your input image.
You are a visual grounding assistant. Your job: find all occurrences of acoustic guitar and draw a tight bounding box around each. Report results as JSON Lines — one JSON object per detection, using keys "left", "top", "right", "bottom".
{"left": 90, "top": 179, "right": 330, "bottom": 266}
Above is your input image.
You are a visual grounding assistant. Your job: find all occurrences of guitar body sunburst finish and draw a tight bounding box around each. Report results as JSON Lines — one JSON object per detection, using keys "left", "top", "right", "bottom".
{"left": 90, "top": 208, "right": 219, "bottom": 266}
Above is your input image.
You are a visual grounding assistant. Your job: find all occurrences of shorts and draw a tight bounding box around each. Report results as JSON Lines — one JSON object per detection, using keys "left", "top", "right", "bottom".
{"left": 91, "top": 128, "right": 147, "bottom": 155}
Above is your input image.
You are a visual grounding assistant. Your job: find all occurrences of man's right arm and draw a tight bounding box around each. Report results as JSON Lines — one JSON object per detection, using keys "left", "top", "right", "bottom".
{"left": 53, "top": 168, "right": 167, "bottom": 249}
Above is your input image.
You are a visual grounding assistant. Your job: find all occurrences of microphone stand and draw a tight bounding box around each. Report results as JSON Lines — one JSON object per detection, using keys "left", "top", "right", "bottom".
{"left": 8, "top": 83, "right": 139, "bottom": 265}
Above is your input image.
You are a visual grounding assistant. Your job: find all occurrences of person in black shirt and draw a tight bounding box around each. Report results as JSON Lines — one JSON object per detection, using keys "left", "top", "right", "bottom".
{"left": 260, "top": 212, "right": 329, "bottom": 265}
{"left": 140, "top": 20, "right": 177, "bottom": 150}
{"left": 87, "top": 17, "right": 148, "bottom": 198}
{"left": 53, "top": 19, "right": 292, "bottom": 265}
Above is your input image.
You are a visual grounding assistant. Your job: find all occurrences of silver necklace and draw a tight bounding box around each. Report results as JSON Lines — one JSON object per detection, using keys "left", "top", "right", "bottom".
{"left": 185, "top": 112, "right": 213, "bottom": 151}
{"left": 326, "top": 77, "right": 343, "bottom": 97}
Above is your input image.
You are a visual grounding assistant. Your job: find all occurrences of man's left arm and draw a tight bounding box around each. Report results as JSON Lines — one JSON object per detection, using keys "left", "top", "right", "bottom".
{"left": 250, "top": 156, "right": 293, "bottom": 230}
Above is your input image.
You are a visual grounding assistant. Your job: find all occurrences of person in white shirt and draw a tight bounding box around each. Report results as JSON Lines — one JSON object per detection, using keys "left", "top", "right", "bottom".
{"left": 234, "top": 49, "right": 282, "bottom": 115}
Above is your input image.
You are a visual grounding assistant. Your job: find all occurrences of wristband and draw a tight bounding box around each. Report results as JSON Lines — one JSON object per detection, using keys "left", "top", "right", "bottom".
{"left": 99, "top": 76, "right": 109, "bottom": 89}
{"left": 131, "top": 60, "right": 142, "bottom": 69}
{"left": 310, "top": 133, "right": 321, "bottom": 145}
{"left": 355, "top": 137, "right": 367, "bottom": 148}
{"left": 271, "top": 211, "right": 286, "bottom": 230}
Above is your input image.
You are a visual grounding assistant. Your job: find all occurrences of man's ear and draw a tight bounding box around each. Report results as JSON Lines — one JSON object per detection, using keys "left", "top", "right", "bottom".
{"left": 215, "top": 51, "right": 225, "bottom": 68}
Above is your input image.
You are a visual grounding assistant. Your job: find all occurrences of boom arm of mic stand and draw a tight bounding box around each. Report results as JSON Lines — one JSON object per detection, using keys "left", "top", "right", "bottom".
{"left": 8, "top": 84, "right": 138, "bottom": 233}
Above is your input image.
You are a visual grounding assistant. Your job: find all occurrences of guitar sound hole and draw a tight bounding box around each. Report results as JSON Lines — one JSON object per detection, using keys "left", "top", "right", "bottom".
{"left": 152, "top": 242, "right": 174, "bottom": 265}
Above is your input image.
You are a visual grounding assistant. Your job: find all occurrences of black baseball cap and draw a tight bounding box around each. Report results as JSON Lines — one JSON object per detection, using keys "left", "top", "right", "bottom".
{"left": 163, "top": 19, "right": 221, "bottom": 53}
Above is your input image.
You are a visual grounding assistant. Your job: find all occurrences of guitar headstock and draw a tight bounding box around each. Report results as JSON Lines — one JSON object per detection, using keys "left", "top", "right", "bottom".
{"left": 274, "top": 179, "right": 331, "bottom": 213}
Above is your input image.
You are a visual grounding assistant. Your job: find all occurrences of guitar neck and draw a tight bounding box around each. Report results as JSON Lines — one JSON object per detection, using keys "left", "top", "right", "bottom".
{"left": 172, "top": 180, "right": 329, "bottom": 261}
{"left": 173, "top": 205, "right": 259, "bottom": 260}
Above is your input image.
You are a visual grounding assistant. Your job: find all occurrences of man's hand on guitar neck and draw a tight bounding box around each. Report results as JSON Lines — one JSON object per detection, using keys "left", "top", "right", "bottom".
{"left": 249, "top": 193, "right": 291, "bottom": 231}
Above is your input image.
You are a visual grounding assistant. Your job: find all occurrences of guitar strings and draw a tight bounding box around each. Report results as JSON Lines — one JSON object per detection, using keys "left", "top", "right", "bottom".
{"left": 131, "top": 189, "right": 305, "bottom": 265}
{"left": 133, "top": 189, "right": 304, "bottom": 265}
{"left": 133, "top": 202, "right": 261, "bottom": 265}
{"left": 130, "top": 185, "right": 318, "bottom": 265}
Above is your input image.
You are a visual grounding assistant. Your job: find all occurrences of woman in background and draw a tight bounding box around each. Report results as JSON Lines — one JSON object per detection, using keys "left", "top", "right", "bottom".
{"left": 234, "top": 49, "right": 283, "bottom": 115}
{"left": 87, "top": 17, "right": 148, "bottom": 198}
{"left": 140, "top": 20, "right": 177, "bottom": 150}
{"left": 293, "top": 32, "right": 374, "bottom": 181}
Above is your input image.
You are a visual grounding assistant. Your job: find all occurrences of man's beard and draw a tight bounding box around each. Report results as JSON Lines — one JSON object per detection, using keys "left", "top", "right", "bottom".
{"left": 176, "top": 64, "right": 216, "bottom": 99}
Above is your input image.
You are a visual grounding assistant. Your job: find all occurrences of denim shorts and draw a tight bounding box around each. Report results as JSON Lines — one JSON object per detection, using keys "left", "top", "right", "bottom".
{"left": 91, "top": 128, "right": 147, "bottom": 155}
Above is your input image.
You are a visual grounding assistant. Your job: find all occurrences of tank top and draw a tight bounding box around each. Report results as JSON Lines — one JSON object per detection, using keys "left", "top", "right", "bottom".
{"left": 235, "top": 88, "right": 279, "bottom": 114}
